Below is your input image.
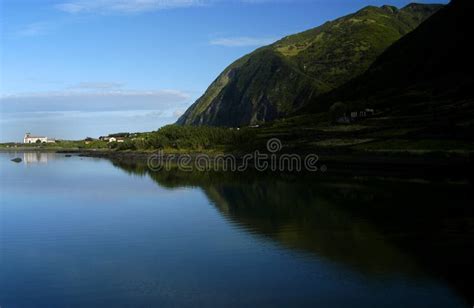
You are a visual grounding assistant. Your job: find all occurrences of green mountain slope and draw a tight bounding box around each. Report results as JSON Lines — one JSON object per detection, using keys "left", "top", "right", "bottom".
{"left": 177, "top": 3, "right": 442, "bottom": 127}
{"left": 305, "top": 0, "right": 474, "bottom": 115}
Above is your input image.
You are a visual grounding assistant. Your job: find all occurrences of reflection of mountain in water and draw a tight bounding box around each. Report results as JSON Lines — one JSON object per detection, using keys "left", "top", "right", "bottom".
{"left": 111, "top": 160, "right": 474, "bottom": 303}
{"left": 205, "top": 182, "right": 420, "bottom": 275}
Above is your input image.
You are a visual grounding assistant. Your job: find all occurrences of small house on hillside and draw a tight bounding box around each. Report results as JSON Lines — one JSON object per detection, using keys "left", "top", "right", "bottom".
{"left": 351, "top": 109, "right": 375, "bottom": 119}
{"left": 84, "top": 137, "right": 97, "bottom": 145}
{"left": 108, "top": 137, "right": 125, "bottom": 143}
{"left": 336, "top": 108, "right": 375, "bottom": 124}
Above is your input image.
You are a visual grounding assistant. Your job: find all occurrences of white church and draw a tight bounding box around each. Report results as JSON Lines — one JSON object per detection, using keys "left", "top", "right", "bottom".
{"left": 23, "top": 133, "right": 56, "bottom": 144}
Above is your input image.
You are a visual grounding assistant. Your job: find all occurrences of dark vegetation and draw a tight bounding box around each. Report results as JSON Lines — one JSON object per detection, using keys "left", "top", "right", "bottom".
{"left": 305, "top": 0, "right": 474, "bottom": 113}
{"left": 0, "top": 126, "right": 256, "bottom": 153}
{"left": 112, "top": 125, "right": 255, "bottom": 152}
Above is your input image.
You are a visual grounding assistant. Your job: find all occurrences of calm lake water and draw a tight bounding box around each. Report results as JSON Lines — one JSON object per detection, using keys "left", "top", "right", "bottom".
{"left": 1, "top": 151, "right": 473, "bottom": 307}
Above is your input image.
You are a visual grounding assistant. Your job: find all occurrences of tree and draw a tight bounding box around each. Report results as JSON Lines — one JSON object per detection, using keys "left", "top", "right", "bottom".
{"left": 329, "top": 102, "right": 348, "bottom": 124}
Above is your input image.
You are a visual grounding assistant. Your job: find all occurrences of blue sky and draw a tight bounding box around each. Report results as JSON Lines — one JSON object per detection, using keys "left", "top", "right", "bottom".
{"left": 0, "top": 0, "right": 448, "bottom": 141}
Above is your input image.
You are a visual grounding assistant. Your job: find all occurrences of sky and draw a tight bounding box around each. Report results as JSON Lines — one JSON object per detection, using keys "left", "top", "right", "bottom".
{"left": 0, "top": 0, "right": 448, "bottom": 142}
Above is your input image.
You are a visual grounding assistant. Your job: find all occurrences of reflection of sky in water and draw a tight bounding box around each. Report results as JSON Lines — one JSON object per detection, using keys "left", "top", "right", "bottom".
{"left": 0, "top": 152, "right": 470, "bottom": 307}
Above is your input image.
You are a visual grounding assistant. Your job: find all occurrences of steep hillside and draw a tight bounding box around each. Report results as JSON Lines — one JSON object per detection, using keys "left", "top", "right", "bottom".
{"left": 178, "top": 3, "right": 442, "bottom": 127}
{"left": 308, "top": 0, "right": 474, "bottom": 115}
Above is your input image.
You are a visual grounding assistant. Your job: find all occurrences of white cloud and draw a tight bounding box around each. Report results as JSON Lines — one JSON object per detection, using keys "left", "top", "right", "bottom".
{"left": 55, "top": 0, "right": 207, "bottom": 14}
{"left": 0, "top": 87, "right": 193, "bottom": 141}
{"left": 0, "top": 89, "right": 191, "bottom": 113}
{"left": 173, "top": 108, "right": 185, "bottom": 118}
{"left": 69, "top": 82, "right": 125, "bottom": 90}
{"left": 0, "top": 109, "right": 181, "bottom": 141}
{"left": 54, "top": 0, "right": 295, "bottom": 14}
{"left": 210, "top": 36, "right": 276, "bottom": 47}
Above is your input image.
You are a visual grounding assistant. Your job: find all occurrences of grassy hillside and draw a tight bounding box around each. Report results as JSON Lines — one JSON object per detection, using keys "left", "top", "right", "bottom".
{"left": 177, "top": 3, "right": 441, "bottom": 127}
{"left": 287, "top": 0, "right": 474, "bottom": 153}
{"left": 305, "top": 0, "right": 474, "bottom": 114}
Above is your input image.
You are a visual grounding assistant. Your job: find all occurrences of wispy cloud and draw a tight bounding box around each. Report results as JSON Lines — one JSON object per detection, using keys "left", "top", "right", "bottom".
{"left": 0, "top": 88, "right": 190, "bottom": 113}
{"left": 173, "top": 108, "right": 185, "bottom": 118}
{"left": 0, "top": 87, "right": 192, "bottom": 141}
{"left": 0, "top": 109, "right": 184, "bottom": 141}
{"left": 210, "top": 36, "right": 276, "bottom": 47}
{"left": 54, "top": 0, "right": 292, "bottom": 14}
{"left": 16, "top": 22, "right": 52, "bottom": 37}
{"left": 69, "top": 82, "right": 125, "bottom": 90}
{"left": 55, "top": 0, "right": 207, "bottom": 14}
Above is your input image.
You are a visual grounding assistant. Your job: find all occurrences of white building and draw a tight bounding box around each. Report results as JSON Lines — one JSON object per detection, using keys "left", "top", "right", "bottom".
{"left": 108, "top": 137, "right": 125, "bottom": 143}
{"left": 23, "top": 133, "right": 55, "bottom": 144}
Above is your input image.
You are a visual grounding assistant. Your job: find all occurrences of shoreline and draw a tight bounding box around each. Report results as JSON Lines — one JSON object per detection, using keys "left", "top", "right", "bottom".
{"left": 3, "top": 148, "right": 471, "bottom": 180}
{"left": 88, "top": 150, "right": 474, "bottom": 179}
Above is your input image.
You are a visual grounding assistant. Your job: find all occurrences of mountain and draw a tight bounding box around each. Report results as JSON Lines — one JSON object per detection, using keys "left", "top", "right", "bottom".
{"left": 177, "top": 3, "right": 442, "bottom": 127}
{"left": 305, "top": 0, "right": 474, "bottom": 115}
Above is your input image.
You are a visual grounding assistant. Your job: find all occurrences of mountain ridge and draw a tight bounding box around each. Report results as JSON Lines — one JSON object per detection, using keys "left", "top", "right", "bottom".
{"left": 177, "top": 3, "right": 443, "bottom": 127}
{"left": 303, "top": 0, "right": 473, "bottom": 115}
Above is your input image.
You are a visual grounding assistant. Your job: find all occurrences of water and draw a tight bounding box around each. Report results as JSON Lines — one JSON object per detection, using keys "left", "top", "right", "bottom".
{"left": 1, "top": 152, "right": 473, "bottom": 307}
